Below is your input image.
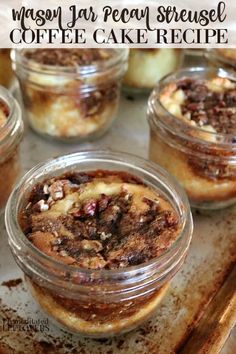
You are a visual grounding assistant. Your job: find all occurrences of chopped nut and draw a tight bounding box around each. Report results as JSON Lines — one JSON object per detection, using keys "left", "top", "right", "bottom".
{"left": 81, "top": 240, "right": 103, "bottom": 252}
{"left": 154, "top": 199, "right": 160, "bottom": 204}
{"left": 78, "top": 255, "right": 107, "bottom": 269}
{"left": 51, "top": 238, "right": 62, "bottom": 245}
{"left": 98, "top": 194, "right": 110, "bottom": 212}
{"left": 100, "top": 232, "right": 112, "bottom": 241}
{"left": 83, "top": 200, "right": 97, "bottom": 217}
{"left": 124, "top": 193, "right": 131, "bottom": 201}
{"left": 59, "top": 250, "right": 68, "bottom": 257}
{"left": 37, "top": 200, "right": 49, "bottom": 212}
{"left": 49, "top": 181, "right": 64, "bottom": 201}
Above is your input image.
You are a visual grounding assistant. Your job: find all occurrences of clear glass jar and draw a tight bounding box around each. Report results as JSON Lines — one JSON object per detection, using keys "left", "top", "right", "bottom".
{"left": 5, "top": 151, "right": 192, "bottom": 338}
{"left": 206, "top": 49, "right": 236, "bottom": 70}
{"left": 12, "top": 49, "right": 128, "bottom": 142}
{"left": 148, "top": 67, "right": 236, "bottom": 210}
{"left": 0, "top": 86, "right": 23, "bottom": 211}
{"left": 0, "top": 49, "right": 14, "bottom": 88}
{"left": 123, "top": 49, "right": 183, "bottom": 94}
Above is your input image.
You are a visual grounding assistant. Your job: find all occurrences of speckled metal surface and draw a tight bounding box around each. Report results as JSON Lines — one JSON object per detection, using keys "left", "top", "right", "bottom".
{"left": 0, "top": 89, "right": 235, "bottom": 353}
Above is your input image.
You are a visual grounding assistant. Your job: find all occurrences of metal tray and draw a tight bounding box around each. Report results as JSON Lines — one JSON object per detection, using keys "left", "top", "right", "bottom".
{"left": 0, "top": 81, "right": 235, "bottom": 353}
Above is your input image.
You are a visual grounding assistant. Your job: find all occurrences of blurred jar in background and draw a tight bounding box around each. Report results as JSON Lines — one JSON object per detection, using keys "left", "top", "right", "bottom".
{"left": 12, "top": 48, "right": 128, "bottom": 143}
{"left": 206, "top": 49, "right": 236, "bottom": 71}
{"left": 123, "top": 49, "right": 183, "bottom": 93}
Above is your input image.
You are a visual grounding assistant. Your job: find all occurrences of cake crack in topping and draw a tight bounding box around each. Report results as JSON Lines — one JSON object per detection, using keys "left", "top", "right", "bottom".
{"left": 19, "top": 171, "right": 179, "bottom": 270}
{"left": 161, "top": 77, "right": 236, "bottom": 136}
{"left": 24, "top": 49, "right": 112, "bottom": 67}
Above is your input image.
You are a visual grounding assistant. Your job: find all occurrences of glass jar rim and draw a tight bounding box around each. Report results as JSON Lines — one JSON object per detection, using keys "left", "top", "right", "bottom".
{"left": 11, "top": 48, "right": 129, "bottom": 78}
{"left": 0, "top": 85, "right": 23, "bottom": 152}
{"left": 148, "top": 66, "right": 236, "bottom": 149}
{"left": 5, "top": 150, "right": 192, "bottom": 281}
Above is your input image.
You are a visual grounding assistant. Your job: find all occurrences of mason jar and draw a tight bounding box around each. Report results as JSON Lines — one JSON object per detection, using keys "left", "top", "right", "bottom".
{"left": 206, "top": 49, "right": 236, "bottom": 71}
{"left": 0, "top": 86, "right": 23, "bottom": 211}
{"left": 12, "top": 49, "right": 128, "bottom": 142}
{"left": 123, "top": 49, "right": 183, "bottom": 93}
{"left": 6, "top": 151, "right": 192, "bottom": 337}
{"left": 148, "top": 66, "right": 236, "bottom": 210}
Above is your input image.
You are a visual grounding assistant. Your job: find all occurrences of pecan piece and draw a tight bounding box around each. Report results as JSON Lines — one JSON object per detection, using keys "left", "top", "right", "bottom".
{"left": 81, "top": 240, "right": 103, "bottom": 252}
{"left": 35, "top": 200, "right": 49, "bottom": 212}
{"left": 98, "top": 194, "right": 111, "bottom": 212}
{"left": 49, "top": 181, "right": 64, "bottom": 201}
{"left": 83, "top": 200, "right": 97, "bottom": 217}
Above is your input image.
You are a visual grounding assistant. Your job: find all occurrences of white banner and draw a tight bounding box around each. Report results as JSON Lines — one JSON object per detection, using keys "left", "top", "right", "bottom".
{"left": 0, "top": 0, "right": 235, "bottom": 48}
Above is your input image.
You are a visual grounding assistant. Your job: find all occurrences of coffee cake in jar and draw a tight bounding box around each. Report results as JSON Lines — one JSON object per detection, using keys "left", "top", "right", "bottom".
{"left": 12, "top": 49, "right": 128, "bottom": 142}
{"left": 148, "top": 67, "right": 236, "bottom": 209}
{"left": 6, "top": 151, "right": 192, "bottom": 337}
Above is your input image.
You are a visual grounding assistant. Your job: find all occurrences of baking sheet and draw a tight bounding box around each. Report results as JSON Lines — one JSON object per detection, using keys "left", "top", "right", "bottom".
{"left": 0, "top": 89, "right": 235, "bottom": 353}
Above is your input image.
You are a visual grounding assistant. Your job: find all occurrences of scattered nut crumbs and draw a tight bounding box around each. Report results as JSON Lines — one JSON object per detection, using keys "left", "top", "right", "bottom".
{"left": 1, "top": 278, "right": 23, "bottom": 289}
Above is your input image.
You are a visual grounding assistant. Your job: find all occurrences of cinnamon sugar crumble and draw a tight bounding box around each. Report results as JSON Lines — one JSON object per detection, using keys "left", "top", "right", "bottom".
{"left": 19, "top": 171, "right": 179, "bottom": 270}
{"left": 24, "top": 49, "right": 113, "bottom": 67}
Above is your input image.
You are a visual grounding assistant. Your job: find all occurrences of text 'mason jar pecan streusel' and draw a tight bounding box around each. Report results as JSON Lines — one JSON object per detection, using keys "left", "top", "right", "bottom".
{"left": 148, "top": 66, "right": 236, "bottom": 210}
{"left": 0, "top": 86, "right": 23, "bottom": 211}
{"left": 123, "top": 49, "right": 183, "bottom": 93}
{"left": 6, "top": 151, "right": 192, "bottom": 337}
{"left": 12, "top": 49, "right": 128, "bottom": 142}
{"left": 0, "top": 49, "right": 14, "bottom": 88}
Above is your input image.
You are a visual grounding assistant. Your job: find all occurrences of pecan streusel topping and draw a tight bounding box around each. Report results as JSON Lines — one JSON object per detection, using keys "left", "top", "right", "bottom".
{"left": 19, "top": 171, "right": 180, "bottom": 270}
{"left": 177, "top": 78, "right": 236, "bottom": 134}
{"left": 161, "top": 76, "right": 236, "bottom": 135}
{"left": 24, "top": 49, "right": 113, "bottom": 67}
